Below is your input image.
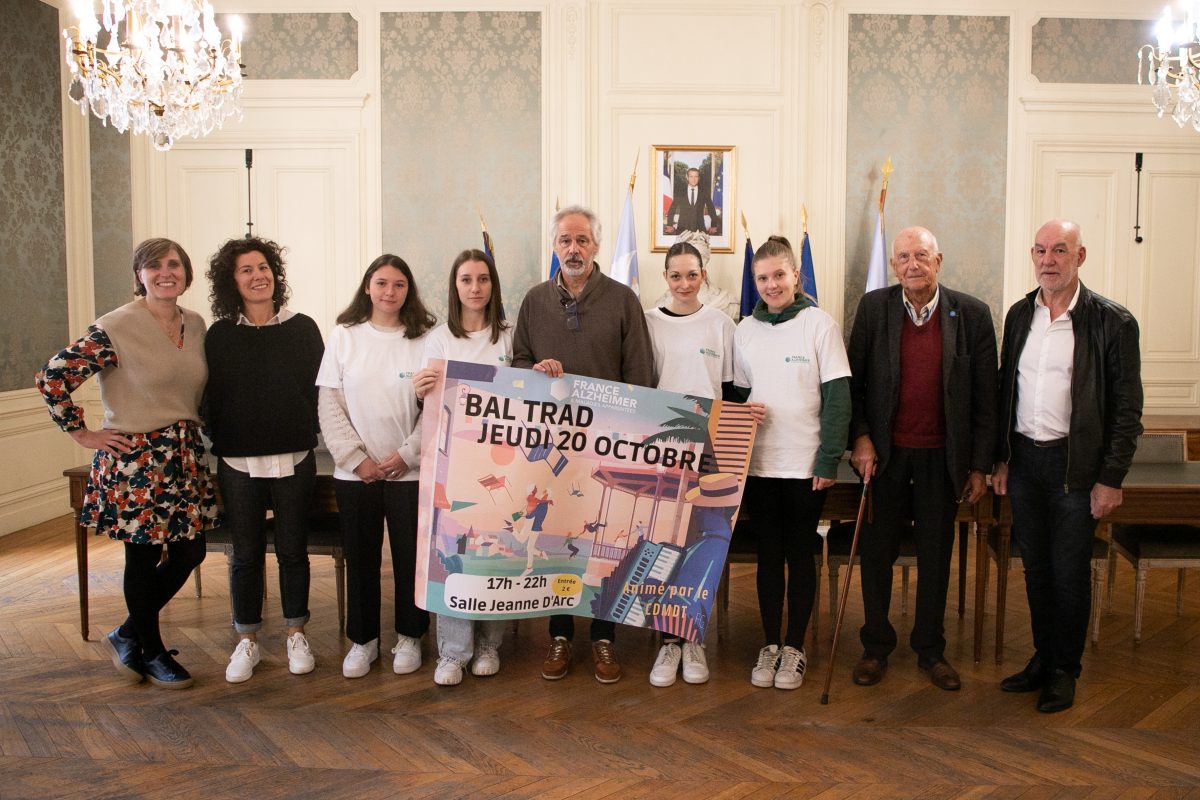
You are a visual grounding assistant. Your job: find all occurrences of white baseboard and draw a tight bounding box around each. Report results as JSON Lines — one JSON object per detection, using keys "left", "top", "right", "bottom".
{"left": 0, "top": 478, "right": 72, "bottom": 537}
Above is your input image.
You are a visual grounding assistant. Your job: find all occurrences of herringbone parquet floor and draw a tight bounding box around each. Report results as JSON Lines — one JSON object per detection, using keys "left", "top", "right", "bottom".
{"left": 0, "top": 515, "right": 1197, "bottom": 799}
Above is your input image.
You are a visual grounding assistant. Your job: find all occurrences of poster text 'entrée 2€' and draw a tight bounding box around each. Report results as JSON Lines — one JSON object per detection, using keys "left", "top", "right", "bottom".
{"left": 415, "top": 361, "right": 758, "bottom": 642}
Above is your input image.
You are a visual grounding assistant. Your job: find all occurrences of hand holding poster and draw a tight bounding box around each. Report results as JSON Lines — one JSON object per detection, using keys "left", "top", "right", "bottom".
{"left": 415, "top": 361, "right": 757, "bottom": 642}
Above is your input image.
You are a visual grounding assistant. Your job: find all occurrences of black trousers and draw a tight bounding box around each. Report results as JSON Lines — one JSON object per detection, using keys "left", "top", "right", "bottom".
{"left": 335, "top": 479, "right": 429, "bottom": 646}
{"left": 744, "top": 476, "right": 826, "bottom": 649}
{"left": 858, "top": 446, "right": 957, "bottom": 664}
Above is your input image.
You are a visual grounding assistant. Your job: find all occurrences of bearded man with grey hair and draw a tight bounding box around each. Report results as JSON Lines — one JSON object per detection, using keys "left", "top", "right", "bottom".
{"left": 512, "top": 204, "right": 654, "bottom": 684}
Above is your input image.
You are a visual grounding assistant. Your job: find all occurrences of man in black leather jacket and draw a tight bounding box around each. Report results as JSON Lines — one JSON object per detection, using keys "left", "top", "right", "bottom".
{"left": 993, "top": 219, "right": 1143, "bottom": 713}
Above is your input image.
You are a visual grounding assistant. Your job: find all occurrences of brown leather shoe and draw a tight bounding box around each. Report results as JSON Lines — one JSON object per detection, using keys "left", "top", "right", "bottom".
{"left": 852, "top": 656, "right": 887, "bottom": 686}
{"left": 923, "top": 659, "right": 962, "bottom": 691}
{"left": 541, "top": 637, "right": 572, "bottom": 680}
{"left": 592, "top": 639, "right": 622, "bottom": 684}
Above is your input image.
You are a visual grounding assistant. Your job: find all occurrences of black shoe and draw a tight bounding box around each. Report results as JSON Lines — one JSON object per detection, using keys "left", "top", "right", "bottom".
{"left": 1000, "top": 655, "right": 1048, "bottom": 693}
{"left": 1037, "top": 669, "right": 1076, "bottom": 713}
{"left": 105, "top": 627, "right": 144, "bottom": 683}
{"left": 143, "top": 649, "right": 194, "bottom": 689}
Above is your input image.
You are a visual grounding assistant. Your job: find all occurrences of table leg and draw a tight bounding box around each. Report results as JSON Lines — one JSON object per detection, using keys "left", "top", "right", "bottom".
{"left": 973, "top": 523, "right": 987, "bottom": 662}
{"left": 75, "top": 518, "right": 89, "bottom": 640}
{"left": 994, "top": 523, "right": 1012, "bottom": 665}
{"left": 957, "top": 521, "right": 968, "bottom": 617}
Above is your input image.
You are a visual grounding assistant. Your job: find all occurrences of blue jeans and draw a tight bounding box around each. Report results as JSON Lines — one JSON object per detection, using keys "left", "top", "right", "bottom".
{"left": 1007, "top": 435, "right": 1098, "bottom": 677}
{"left": 437, "top": 615, "right": 506, "bottom": 662}
{"left": 217, "top": 454, "right": 315, "bottom": 633}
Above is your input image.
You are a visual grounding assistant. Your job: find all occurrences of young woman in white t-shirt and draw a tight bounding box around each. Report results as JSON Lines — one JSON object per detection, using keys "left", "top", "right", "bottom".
{"left": 412, "top": 249, "right": 513, "bottom": 686}
{"left": 732, "top": 236, "right": 852, "bottom": 690}
{"left": 316, "top": 254, "right": 436, "bottom": 679}
{"left": 643, "top": 241, "right": 739, "bottom": 687}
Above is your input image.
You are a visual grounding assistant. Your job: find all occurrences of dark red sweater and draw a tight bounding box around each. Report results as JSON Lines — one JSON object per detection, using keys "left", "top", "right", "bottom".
{"left": 893, "top": 311, "right": 945, "bottom": 448}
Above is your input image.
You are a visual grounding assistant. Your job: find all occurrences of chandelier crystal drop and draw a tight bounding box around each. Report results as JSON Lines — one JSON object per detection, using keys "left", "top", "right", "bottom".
{"left": 1138, "top": 2, "right": 1200, "bottom": 133}
{"left": 63, "top": 0, "right": 245, "bottom": 151}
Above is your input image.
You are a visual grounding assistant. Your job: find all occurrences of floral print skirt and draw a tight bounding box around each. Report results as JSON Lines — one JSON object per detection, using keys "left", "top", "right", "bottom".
{"left": 83, "top": 420, "right": 219, "bottom": 544}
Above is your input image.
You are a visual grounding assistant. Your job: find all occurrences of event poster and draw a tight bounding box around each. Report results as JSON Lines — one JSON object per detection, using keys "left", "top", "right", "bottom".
{"left": 415, "top": 361, "right": 757, "bottom": 642}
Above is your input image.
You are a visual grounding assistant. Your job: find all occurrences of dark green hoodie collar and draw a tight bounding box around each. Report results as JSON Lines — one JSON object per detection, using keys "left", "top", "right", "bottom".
{"left": 752, "top": 293, "right": 814, "bottom": 325}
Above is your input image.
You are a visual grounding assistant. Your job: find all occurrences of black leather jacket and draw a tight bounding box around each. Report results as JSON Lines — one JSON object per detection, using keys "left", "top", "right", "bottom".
{"left": 997, "top": 283, "right": 1143, "bottom": 489}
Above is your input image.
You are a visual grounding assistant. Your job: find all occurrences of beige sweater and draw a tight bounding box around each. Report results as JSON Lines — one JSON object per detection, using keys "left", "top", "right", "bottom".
{"left": 97, "top": 300, "right": 208, "bottom": 433}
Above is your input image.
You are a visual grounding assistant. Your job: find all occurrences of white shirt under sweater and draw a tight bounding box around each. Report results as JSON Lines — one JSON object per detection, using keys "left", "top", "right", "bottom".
{"left": 316, "top": 322, "right": 426, "bottom": 482}
{"left": 422, "top": 324, "right": 514, "bottom": 367}
{"left": 644, "top": 304, "right": 735, "bottom": 400}
{"left": 733, "top": 307, "right": 852, "bottom": 478}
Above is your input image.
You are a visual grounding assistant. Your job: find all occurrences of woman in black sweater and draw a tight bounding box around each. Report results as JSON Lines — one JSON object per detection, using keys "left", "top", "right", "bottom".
{"left": 204, "top": 237, "right": 325, "bottom": 683}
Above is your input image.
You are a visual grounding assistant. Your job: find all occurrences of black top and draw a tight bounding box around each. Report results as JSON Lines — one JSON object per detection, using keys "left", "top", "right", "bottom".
{"left": 204, "top": 314, "right": 324, "bottom": 458}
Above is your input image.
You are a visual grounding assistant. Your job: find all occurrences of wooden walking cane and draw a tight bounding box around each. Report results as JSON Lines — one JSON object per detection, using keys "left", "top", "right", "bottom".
{"left": 820, "top": 481, "right": 869, "bottom": 705}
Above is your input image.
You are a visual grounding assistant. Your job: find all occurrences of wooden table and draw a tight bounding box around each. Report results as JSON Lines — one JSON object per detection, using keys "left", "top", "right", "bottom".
{"left": 986, "top": 460, "right": 1200, "bottom": 663}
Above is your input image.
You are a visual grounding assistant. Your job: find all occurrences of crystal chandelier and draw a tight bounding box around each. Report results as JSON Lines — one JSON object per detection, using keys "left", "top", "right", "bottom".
{"left": 63, "top": 0, "right": 245, "bottom": 151}
{"left": 1138, "top": 3, "right": 1200, "bottom": 132}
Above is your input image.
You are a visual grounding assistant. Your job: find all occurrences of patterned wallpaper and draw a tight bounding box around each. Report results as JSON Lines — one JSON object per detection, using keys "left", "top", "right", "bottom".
{"left": 0, "top": 0, "right": 67, "bottom": 391}
{"left": 380, "top": 11, "right": 542, "bottom": 321}
{"left": 844, "top": 14, "right": 1009, "bottom": 335}
{"left": 1032, "top": 18, "right": 1151, "bottom": 84}
{"left": 216, "top": 13, "right": 358, "bottom": 80}
{"left": 90, "top": 117, "right": 133, "bottom": 316}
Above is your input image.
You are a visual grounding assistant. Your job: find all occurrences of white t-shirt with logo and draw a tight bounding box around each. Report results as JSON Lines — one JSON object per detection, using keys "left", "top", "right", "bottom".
{"left": 644, "top": 304, "right": 735, "bottom": 400}
{"left": 422, "top": 324, "right": 514, "bottom": 369}
{"left": 316, "top": 322, "right": 427, "bottom": 481}
{"left": 733, "top": 308, "right": 851, "bottom": 478}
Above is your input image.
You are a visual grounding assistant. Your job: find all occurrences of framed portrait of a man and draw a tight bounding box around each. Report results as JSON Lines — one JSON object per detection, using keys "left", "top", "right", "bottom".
{"left": 651, "top": 145, "right": 735, "bottom": 253}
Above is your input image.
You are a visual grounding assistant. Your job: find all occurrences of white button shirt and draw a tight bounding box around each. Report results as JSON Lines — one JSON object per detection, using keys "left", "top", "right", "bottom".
{"left": 1015, "top": 284, "right": 1081, "bottom": 441}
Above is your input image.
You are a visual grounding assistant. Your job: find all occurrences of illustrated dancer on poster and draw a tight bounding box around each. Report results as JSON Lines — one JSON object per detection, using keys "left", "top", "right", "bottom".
{"left": 565, "top": 520, "right": 604, "bottom": 559}
{"left": 513, "top": 487, "right": 553, "bottom": 575}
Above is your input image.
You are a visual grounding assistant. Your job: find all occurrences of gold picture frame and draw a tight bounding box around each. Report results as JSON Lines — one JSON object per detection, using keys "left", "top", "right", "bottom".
{"left": 650, "top": 145, "right": 736, "bottom": 253}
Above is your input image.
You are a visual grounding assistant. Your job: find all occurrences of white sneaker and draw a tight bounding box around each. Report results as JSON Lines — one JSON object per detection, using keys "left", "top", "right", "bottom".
{"left": 774, "top": 645, "right": 807, "bottom": 690}
{"left": 225, "top": 639, "right": 260, "bottom": 684}
{"left": 286, "top": 631, "right": 315, "bottom": 675}
{"left": 342, "top": 638, "right": 379, "bottom": 678}
{"left": 472, "top": 644, "right": 501, "bottom": 676}
{"left": 434, "top": 656, "right": 465, "bottom": 686}
{"left": 649, "top": 643, "right": 682, "bottom": 687}
{"left": 681, "top": 642, "right": 710, "bottom": 684}
{"left": 751, "top": 644, "right": 780, "bottom": 687}
{"left": 391, "top": 635, "right": 422, "bottom": 674}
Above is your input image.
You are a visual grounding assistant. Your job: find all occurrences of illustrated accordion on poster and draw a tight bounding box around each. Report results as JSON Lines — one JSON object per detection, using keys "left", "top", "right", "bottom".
{"left": 415, "top": 360, "right": 758, "bottom": 642}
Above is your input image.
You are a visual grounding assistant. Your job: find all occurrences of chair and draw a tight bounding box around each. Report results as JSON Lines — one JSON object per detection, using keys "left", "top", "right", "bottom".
{"left": 1110, "top": 431, "right": 1198, "bottom": 643}
{"left": 195, "top": 512, "right": 346, "bottom": 633}
{"left": 825, "top": 520, "right": 917, "bottom": 623}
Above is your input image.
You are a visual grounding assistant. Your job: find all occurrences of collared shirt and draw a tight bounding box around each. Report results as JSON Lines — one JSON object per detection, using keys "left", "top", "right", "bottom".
{"left": 1015, "top": 283, "right": 1081, "bottom": 441}
{"left": 902, "top": 286, "right": 940, "bottom": 326}
{"left": 223, "top": 305, "right": 309, "bottom": 478}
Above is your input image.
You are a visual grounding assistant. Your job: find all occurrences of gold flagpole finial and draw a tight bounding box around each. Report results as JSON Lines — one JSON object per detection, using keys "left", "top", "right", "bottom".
{"left": 740, "top": 211, "right": 749, "bottom": 240}
{"left": 628, "top": 149, "right": 640, "bottom": 193}
{"left": 477, "top": 208, "right": 487, "bottom": 232}
{"left": 879, "top": 157, "right": 894, "bottom": 213}
{"left": 801, "top": 204, "right": 809, "bottom": 236}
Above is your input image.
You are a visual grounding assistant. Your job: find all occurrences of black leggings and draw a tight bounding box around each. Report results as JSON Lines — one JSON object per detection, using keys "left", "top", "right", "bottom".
{"left": 744, "top": 476, "right": 826, "bottom": 649}
{"left": 117, "top": 536, "right": 206, "bottom": 658}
